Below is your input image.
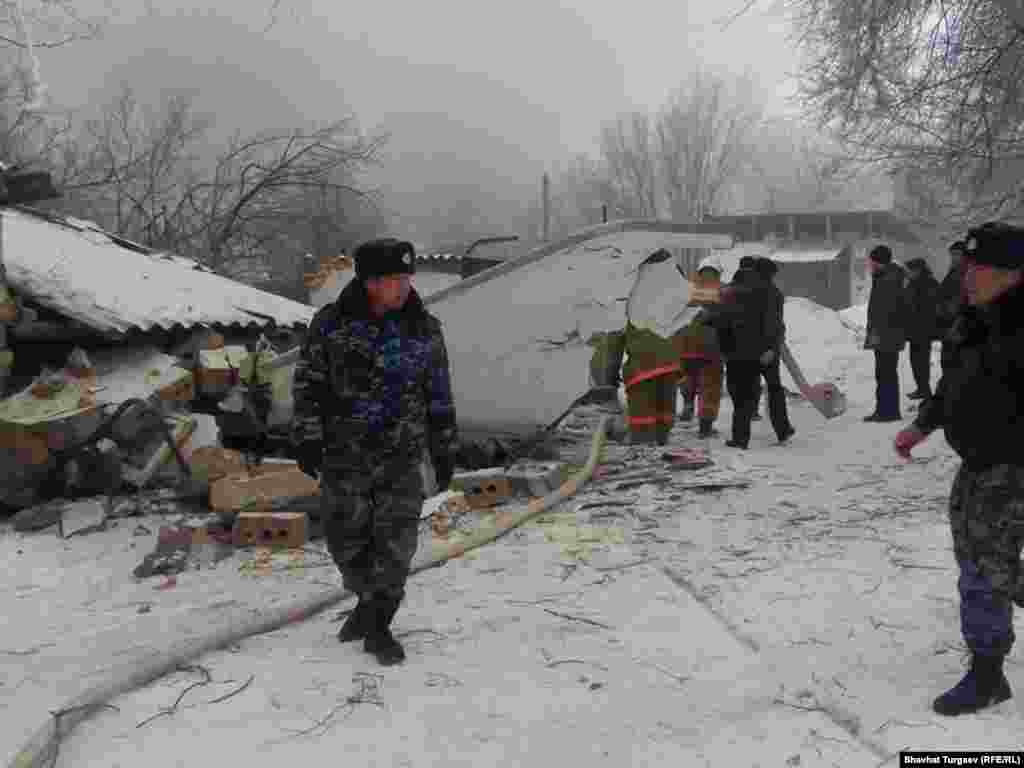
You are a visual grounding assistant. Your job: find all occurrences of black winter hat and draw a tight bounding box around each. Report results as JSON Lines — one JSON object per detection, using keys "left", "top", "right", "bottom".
{"left": 964, "top": 222, "right": 1024, "bottom": 270}
{"left": 868, "top": 244, "right": 893, "bottom": 265}
{"left": 738, "top": 255, "right": 758, "bottom": 270}
{"left": 754, "top": 257, "right": 778, "bottom": 277}
{"left": 353, "top": 238, "right": 416, "bottom": 281}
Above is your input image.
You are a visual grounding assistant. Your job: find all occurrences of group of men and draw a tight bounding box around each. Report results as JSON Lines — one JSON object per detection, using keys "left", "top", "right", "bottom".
{"left": 590, "top": 252, "right": 795, "bottom": 450}
{"left": 288, "top": 225, "right": 1023, "bottom": 725}
{"left": 862, "top": 239, "right": 968, "bottom": 422}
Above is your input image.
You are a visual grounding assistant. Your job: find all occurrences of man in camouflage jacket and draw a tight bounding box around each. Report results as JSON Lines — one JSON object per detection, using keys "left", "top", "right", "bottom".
{"left": 292, "top": 238, "right": 457, "bottom": 665}
{"left": 894, "top": 222, "right": 1024, "bottom": 716}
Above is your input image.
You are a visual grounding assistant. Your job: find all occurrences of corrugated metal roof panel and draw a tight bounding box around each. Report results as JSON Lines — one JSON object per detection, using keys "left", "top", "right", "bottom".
{"left": 1, "top": 207, "right": 315, "bottom": 337}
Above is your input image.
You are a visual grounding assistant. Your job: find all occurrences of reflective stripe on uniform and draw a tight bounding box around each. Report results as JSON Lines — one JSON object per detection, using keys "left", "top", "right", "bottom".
{"left": 625, "top": 363, "right": 680, "bottom": 389}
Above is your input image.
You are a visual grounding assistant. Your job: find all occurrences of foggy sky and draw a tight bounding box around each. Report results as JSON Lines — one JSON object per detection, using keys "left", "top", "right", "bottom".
{"left": 38, "top": 0, "right": 800, "bottom": 243}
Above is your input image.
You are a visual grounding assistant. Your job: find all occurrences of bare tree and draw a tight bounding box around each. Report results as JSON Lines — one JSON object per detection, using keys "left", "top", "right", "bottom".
{"left": 770, "top": 0, "right": 1024, "bottom": 220}
{"left": 600, "top": 112, "right": 659, "bottom": 217}
{"left": 547, "top": 153, "right": 626, "bottom": 232}
{"left": 0, "top": 1, "right": 102, "bottom": 167}
{"left": 745, "top": 117, "right": 850, "bottom": 212}
{"left": 655, "top": 70, "right": 762, "bottom": 222}
{"left": 57, "top": 86, "right": 208, "bottom": 245}
{"left": 172, "top": 121, "right": 385, "bottom": 270}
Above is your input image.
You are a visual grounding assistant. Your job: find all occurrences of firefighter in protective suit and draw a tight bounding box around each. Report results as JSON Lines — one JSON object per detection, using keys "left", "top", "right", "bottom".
{"left": 674, "top": 264, "right": 724, "bottom": 438}
{"left": 589, "top": 249, "right": 688, "bottom": 445}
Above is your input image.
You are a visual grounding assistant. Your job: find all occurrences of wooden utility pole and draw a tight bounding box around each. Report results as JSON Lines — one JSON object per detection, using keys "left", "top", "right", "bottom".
{"left": 542, "top": 173, "right": 551, "bottom": 241}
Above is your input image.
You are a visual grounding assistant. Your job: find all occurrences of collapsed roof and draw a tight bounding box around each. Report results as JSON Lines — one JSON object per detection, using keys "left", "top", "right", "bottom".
{"left": 1, "top": 206, "right": 315, "bottom": 339}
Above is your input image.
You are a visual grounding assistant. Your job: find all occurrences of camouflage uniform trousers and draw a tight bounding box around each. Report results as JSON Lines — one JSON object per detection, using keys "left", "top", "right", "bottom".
{"left": 321, "top": 459, "right": 425, "bottom": 600}
{"left": 949, "top": 463, "right": 1024, "bottom": 657}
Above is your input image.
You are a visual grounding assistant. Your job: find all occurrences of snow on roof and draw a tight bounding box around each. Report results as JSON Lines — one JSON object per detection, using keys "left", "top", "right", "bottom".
{"left": 2, "top": 207, "right": 315, "bottom": 337}
{"left": 699, "top": 243, "right": 842, "bottom": 282}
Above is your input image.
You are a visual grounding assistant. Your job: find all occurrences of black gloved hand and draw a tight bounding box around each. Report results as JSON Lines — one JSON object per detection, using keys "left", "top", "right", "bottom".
{"left": 433, "top": 456, "right": 454, "bottom": 492}
{"left": 295, "top": 440, "right": 323, "bottom": 480}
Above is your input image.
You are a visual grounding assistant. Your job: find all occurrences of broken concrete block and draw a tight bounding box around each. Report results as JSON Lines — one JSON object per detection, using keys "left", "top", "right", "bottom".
{"left": 232, "top": 511, "right": 306, "bottom": 548}
{"left": 209, "top": 462, "right": 319, "bottom": 514}
{"left": 88, "top": 347, "right": 194, "bottom": 406}
{"left": 12, "top": 497, "right": 68, "bottom": 531}
{"left": 505, "top": 461, "right": 566, "bottom": 497}
{"left": 450, "top": 468, "right": 512, "bottom": 509}
{"left": 59, "top": 497, "right": 108, "bottom": 538}
{"left": 121, "top": 413, "right": 196, "bottom": 489}
{"left": 134, "top": 522, "right": 234, "bottom": 579}
{"left": 196, "top": 346, "right": 247, "bottom": 396}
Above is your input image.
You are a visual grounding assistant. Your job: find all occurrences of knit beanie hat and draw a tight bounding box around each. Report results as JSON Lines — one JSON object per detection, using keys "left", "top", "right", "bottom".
{"left": 868, "top": 245, "right": 893, "bottom": 265}
{"left": 964, "top": 222, "right": 1024, "bottom": 270}
{"left": 354, "top": 238, "right": 416, "bottom": 281}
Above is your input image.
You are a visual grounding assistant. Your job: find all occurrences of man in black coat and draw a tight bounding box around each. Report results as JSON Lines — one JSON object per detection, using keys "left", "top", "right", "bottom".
{"left": 894, "top": 221, "right": 1024, "bottom": 716}
{"left": 864, "top": 244, "right": 909, "bottom": 422}
{"left": 708, "top": 259, "right": 781, "bottom": 448}
{"left": 903, "top": 257, "right": 940, "bottom": 400}
{"left": 753, "top": 257, "right": 795, "bottom": 443}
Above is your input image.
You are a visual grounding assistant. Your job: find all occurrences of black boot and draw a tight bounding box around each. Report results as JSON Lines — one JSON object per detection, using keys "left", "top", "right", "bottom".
{"left": 364, "top": 593, "right": 406, "bottom": 665}
{"left": 336, "top": 594, "right": 370, "bottom": 643}
{"left": 933, "top": 654, "right": 1013, "bottom": 716}
{"left": 698, "top": 418, "right": 717, "bottom": 438}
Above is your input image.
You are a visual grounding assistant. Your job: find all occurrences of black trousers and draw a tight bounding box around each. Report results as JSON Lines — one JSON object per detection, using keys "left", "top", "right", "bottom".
{"left": 725, "top": 360, "right": 761, "bottom": 447}
{"left": 759, "top": 359, "right": 793, "bottom": 439}
{"left": 873, "top": 348, "right": 901, "bottom": 419}
{"left": 908, "top": 340, "right": 933, "bottom": 396}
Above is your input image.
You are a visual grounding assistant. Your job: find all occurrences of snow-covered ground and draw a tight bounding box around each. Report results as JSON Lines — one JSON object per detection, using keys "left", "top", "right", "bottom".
{"left": 3, "top": 297, "right": 1019, "bottom": 767}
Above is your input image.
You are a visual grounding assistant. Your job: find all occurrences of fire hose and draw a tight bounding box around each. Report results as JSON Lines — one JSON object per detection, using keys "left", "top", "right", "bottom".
{"left": 8, "top": 415, "right": 610, "bottom": 768}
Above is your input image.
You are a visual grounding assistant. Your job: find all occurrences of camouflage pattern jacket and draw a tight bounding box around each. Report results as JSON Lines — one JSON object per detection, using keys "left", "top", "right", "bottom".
{"left": 915, "top": 282, "right": 1024, "bottom": 471}
{"left": 291, "top": 279, "right": 457, "bottom": 478}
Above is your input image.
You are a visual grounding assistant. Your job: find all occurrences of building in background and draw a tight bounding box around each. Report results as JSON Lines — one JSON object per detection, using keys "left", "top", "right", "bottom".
{"left": 683, "top": 209, "right": 930, "bottom": 310}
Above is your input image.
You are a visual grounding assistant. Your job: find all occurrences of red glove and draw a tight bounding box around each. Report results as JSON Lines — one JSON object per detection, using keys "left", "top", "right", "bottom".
{"left": 894, "top": 427, "right": 926, "bottom": 459}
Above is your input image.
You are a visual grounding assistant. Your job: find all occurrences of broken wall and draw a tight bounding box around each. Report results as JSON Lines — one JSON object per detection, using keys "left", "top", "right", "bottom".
{"left": 425, "top": 225, "right": 733, "bottom": 438}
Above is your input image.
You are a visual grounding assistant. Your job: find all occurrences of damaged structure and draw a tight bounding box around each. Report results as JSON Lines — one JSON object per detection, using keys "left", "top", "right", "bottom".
{"left": 0, "top": 204, "right": 315, "bottom": 511}
{"left": 423, "top": 221, "right": 735, "bottom": 441}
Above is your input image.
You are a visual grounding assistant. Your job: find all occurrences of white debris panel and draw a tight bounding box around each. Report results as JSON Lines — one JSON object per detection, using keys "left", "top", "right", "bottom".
{"left": 425, "top": 220, "right": 734, "bottom": 437}
{"left": 1, "top": 207, "right": 315, "bottom": 337}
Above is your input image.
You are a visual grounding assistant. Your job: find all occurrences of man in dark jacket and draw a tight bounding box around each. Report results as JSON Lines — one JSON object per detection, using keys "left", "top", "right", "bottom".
{"left": 754, "top": 257, "right": 795, "bottom": 443}
{"left": 903, "top": 257, "right": 940, "bottom": 400}
{"left": 292, "top": 238, "right": 458, "bottom": 665}
{"left": 864, "top": 244, "right": 909, "bottom": 422}
{"left": 708, "top": 261, "right": 781, "bottom": 449}
{"left": 935, "top": 240, "right": 967, "bottom": 342}
{"left": 894, "top": 221, "right": 1024, "bottom": 716}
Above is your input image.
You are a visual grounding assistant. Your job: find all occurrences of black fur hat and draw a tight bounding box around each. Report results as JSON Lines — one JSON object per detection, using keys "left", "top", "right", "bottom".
{"left": 353, "top": 238, "right": 416, "bottom": 281}
{"left": 964, "top": 222, "right": 1024, "bottom": 270}
{"left": 754, "top": 257, "right": 778, "bottom": 277}
{"left": 868, "top": 244, "right": 893, "bottom": 265}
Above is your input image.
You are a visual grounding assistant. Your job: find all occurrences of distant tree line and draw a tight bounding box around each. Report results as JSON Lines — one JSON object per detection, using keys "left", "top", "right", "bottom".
{"left": 537, "top": 69, "right": 886, "bottom": 242}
